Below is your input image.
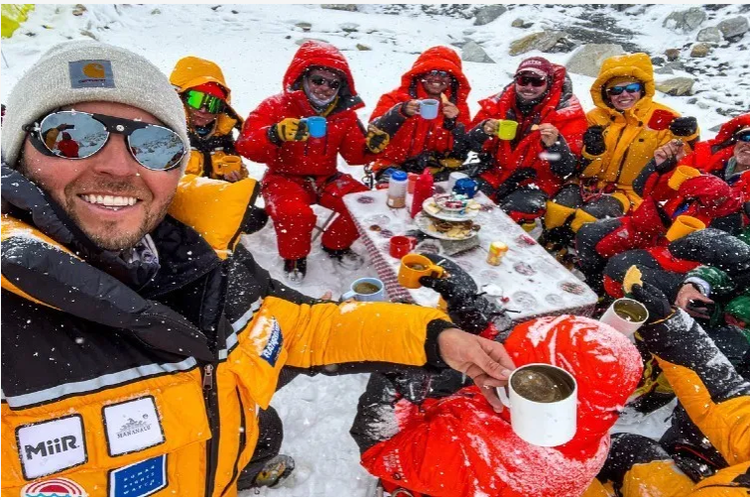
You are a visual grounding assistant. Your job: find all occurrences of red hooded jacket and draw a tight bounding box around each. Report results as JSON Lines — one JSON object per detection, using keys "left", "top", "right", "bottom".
{"left": 361, "top": 315, "right": 642, "bottom": 497}
{"left": 236, "top": 41, "right": 373, "bottom": 177}
{"left": 645, "top": 113, "right": 750, "bottom": 202}
{"left": 470, "top": 64, "right": 588, "bottom": 196}
{"left": 369, "top": 46, "right": 472, "bottom": 168}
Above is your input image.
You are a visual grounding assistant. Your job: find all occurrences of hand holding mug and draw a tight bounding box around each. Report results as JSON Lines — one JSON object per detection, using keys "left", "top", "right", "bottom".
{"left": 654, "top": 139, "right": 686, "bottom": 167}
{"left": 538, "top": 123, "right": 559, "bottom": 147}
{"left": 674, "top": 284, "right": 714, "bottom": 319}
{"left": 402, "top": 100, "right": 420, "bottom": 117}
{"left": 483, "top": 119, "right": 500, "bottom": 136}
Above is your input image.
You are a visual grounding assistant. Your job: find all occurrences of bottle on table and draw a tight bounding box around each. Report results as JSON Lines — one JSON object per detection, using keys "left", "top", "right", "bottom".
{"left": 410, "top": 168, "right": 434, "bottom": 218}
{"left": 387, "top": 170, "right": 408, "bottom": 208}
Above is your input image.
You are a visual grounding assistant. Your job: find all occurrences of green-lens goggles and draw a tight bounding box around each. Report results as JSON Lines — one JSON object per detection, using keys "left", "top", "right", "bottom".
{"left": 185, "top": 90, "right": 224, "bottom": 114}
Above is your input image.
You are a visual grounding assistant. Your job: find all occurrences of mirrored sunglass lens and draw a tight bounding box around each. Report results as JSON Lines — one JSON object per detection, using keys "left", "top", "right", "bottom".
{"left": 40, "top": 112, "right": 107, "bottom": 159}
{"left": 607, "top": 86, "right": 624, "bottom": 95}
{"left": 204, "top": 96, "right": 223, "bottom": 114}
{"left": 129, "top": 126, "right": 185, "bottom": 170}
{"left": 737, "top": 132, "right": 750, "bottom": 142}
{"left": 625, "top": 83, "right": 642, "bottom": 93}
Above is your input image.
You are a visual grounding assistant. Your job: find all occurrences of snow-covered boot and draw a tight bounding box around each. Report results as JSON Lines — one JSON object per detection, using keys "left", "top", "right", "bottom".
{"left": 284, "top": 258, "right": 307, "bottom": 284}
{"left": 323, "top": 246, "right": 364, "bottom": 271}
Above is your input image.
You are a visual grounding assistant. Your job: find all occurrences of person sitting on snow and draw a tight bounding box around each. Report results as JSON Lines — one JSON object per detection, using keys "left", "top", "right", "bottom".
{"left": 635, "top": 112, "right": 750, "bottom": 228}
{"left": 170, "top": 56, "right": 250, "bottom": 183}
{"left": 366, "top": 46, "right": 472, "bottom": 186}
{"left": 595, "top": 282, "right": 750, "bottom": 497}
{"left": 236, "top": 41, "right": 391, "bottom": 283}
{"left": 541, "top": 53, "right": 700, "bottom": 252}
{"left": 461, "top": 56, "right": 587, "bottom": 229}
{"left": 350, "top": 255, "right": 642, "bottom": 497}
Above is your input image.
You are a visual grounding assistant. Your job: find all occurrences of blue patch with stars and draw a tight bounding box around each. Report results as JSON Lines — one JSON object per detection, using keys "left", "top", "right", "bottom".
{"left": 109, "top": 455, "right": 167, "bottom": 497}
{"left": 260, "top": 318, "right": 283, "bottom": 367}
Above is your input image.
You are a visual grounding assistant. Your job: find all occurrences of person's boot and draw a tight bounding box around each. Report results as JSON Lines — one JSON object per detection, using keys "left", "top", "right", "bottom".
{"left": 323, "top": 246, "right": 364, "bottom": 271}
{"left": 240, "top": 454, "right": 295, "bottom": 490}
{"left": 284, "top": 258, "right": 307, "bottom": 284}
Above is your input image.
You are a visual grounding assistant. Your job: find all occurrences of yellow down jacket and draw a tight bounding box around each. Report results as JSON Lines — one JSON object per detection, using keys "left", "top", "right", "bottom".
{"left": 581, "top": 53, "right": 699, "bottom": 200}
{"left": 170, "top": 56, "right": 249, "bottom": 181}
{"left": 0, "top": 166, "right": 451, "bottom": 497}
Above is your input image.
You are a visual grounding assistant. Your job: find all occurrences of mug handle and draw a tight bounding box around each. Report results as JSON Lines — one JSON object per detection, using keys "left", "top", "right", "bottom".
{"left": 428, "top": 264, "right": 445, "bottom": 278}
{"left": 497, "top": 386, "right": 512, "bottom": 409}
{"left": 341, "top": 290, "right": 356, "bottom": 301}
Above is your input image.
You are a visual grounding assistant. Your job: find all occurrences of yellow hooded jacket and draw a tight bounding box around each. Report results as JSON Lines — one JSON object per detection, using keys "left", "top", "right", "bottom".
{"left": 1, "top": 168, "right": 451, "bottom": 497}
{"left": 581, "top": 53, "right": 699, "bottom": 201}
{"left": 170, "top": 56, "right": 250, "bottom": 182}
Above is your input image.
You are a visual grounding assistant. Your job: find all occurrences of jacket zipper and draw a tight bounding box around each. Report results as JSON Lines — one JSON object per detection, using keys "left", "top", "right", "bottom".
{"left": 220, "top": 388, "right": 248, "bottom": 496}
{"left": 609, "top": 126, "right": 628, "bottom": 182}
{"left": 203, "top": 363, "right": 221, "bottom": 496}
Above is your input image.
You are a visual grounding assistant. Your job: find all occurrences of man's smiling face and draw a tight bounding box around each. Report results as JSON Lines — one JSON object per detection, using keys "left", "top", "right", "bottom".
{"left": 20, "top": 101, "right": 182, "bottom": 251}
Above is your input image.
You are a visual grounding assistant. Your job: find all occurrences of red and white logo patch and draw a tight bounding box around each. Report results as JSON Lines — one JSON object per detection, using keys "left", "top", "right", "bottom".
{"left": 20, "top": 477, "right": 87, "bottom": 497}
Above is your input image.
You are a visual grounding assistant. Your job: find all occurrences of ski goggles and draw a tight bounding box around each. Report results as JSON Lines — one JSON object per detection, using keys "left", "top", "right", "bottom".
{"left": 515, "top": 74, "right": 547, "bottom": 87}
{"left": 184, "top": 89, "right": 225, "bottom": 114}
{"left": 606, "top": 82, "right": 643, "bottom": 95}
{"left": 25, "top": 110, "right": 186, "bottom": 171}
{"left": 735, "top": 130, "right": 750, "bottom": 143}
{"left": 308, "top": 75, "right": 342, "bottom": 90}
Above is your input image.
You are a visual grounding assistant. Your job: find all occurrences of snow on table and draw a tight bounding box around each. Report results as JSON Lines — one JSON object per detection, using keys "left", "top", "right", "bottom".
{"left": 343, "top": 183, "right": 599, "bottom": 324}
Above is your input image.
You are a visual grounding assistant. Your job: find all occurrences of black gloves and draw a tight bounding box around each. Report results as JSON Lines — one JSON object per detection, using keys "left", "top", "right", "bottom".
{"left": 583, "top": 126, "right": 606, "bottom": 155}
{"left": 495, "top": 167, "right": 537, "bottom": 199}
{"left": 268, "top": 118, "right": 309, "bottom": 144}
{"left": 669, "top": 116, "right": 698, "bottom": 137}
{"left": 628, "top": 282, "right": 674, "bottom": 323}
{"left": 418, "top": 253, "right": 507, "bottom": 335}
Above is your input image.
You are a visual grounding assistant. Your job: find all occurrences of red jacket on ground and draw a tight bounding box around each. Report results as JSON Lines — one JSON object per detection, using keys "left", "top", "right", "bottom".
{"left": 369, "top": 46, "right": 472, "bottom": 168}
{"left": 236, "top": 41, "right": 373, "bottom": 177}
{"left": 361, "top": 315, "right": 642, "bottom": 497}
{"left": 470, "top": 64, "right": 588, "bottom": 196}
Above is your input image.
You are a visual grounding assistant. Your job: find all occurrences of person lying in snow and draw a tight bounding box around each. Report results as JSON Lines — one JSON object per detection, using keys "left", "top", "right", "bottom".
{"left": 350, "top": 255, "right": 642, "bottom": 497}
{"left": 594, "top": 282, "right": 750, "bottom": 497}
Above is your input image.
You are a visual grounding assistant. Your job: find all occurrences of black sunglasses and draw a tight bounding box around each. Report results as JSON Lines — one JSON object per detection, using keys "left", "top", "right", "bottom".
{"left": 735, "top": 131, "right": 750, "bottom": 143}
{"left": 606, "top": 83, "right": 643, "bottom": 96}
{"left": 308, "top": 75, "right": 341, "bottom": 90}
{"left": 425, "top": 70, "right": 451, "bottom": 78}
{"left": 24, "top": 111, "right": 186, "bottom": 171}
{"left": 515, "top": 74, "right": 547, "bottom": 87}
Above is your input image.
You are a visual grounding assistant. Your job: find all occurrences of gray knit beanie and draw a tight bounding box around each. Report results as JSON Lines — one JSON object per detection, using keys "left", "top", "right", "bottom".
{"left": 2, "top": 40, "right": 189, "bottom": 170}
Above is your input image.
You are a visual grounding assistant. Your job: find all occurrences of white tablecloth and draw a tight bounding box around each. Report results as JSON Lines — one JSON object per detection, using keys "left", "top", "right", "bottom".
{"left": 343, "top": 184, "right": 598, "bottom": 324}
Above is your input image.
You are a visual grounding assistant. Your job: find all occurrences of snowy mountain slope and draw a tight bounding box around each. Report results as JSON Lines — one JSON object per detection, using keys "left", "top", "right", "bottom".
{"left": 2, "top": 3, "right": 748, "bottom": 497}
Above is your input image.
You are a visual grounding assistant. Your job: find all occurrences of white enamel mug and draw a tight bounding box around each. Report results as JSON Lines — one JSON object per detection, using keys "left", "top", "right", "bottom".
{"left": 497, "top": 363, "right": 578, "bottom": 447}
{"left": 599, "top": 298, "right": 649, "bottom": 342}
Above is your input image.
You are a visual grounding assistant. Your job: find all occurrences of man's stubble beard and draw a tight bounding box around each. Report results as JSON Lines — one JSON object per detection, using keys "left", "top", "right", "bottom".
{"left": 19, "top": 157, "right": 174, "bottom": 251}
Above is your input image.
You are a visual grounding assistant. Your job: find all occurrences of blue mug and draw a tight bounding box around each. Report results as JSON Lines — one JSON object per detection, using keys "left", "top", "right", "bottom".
{"left": 302, "top": 116, "right": 327, "bottom": 138}
{"left": 341, "top": 278, "right": 386, "bottom": 302}
{"left": 453, "top": 178, "right": 478, "bottom": 198}
{"left": 419, "top": 99, "right": 439, "bottom": 120}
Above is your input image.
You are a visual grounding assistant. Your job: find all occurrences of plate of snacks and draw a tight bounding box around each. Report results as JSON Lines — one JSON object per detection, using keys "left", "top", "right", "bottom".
{"left": 422, "top": 195, "right": 481, "bottom": 222}
{"left": 415, "top": 212, "right": 480, "bottom": 240}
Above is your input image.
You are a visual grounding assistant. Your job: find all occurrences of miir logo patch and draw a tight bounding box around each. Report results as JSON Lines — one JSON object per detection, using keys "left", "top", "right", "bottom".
{"left": 103, "top": 396, "right": 164, "bottom": 456}
{"left": 16, "top": 415, "right": 87, "bottom": 480}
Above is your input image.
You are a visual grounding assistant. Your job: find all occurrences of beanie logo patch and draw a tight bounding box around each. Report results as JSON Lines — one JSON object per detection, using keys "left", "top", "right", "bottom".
{"left": 69, "top": 60, "right": 115, "bottom": 89}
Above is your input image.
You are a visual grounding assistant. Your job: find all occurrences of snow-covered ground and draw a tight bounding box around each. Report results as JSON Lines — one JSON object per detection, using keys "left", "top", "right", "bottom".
{"left": 2, "top": 3, "right": 748, "bottom": 496}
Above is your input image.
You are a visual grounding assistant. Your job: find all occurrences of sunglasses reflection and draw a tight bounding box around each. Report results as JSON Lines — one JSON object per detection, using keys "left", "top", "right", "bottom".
{"left": 33, "top": 111, "right": 185, "bottom": 171}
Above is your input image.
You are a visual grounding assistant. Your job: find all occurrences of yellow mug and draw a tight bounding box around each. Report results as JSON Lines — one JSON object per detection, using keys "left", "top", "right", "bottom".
{"left": 497, "top": 120, "right": 519, "bottom": 140}
{"left": 215, "top": 155, "right": 243, "bottom": 177}
{"left": 667, "top": 165, "right": 701, "bottom": 191}
{"left": 666, "top": 215, "right": 705, "bottom": 241}
{"left": 398, "top": 254, "right": 445, "bottom": 289}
